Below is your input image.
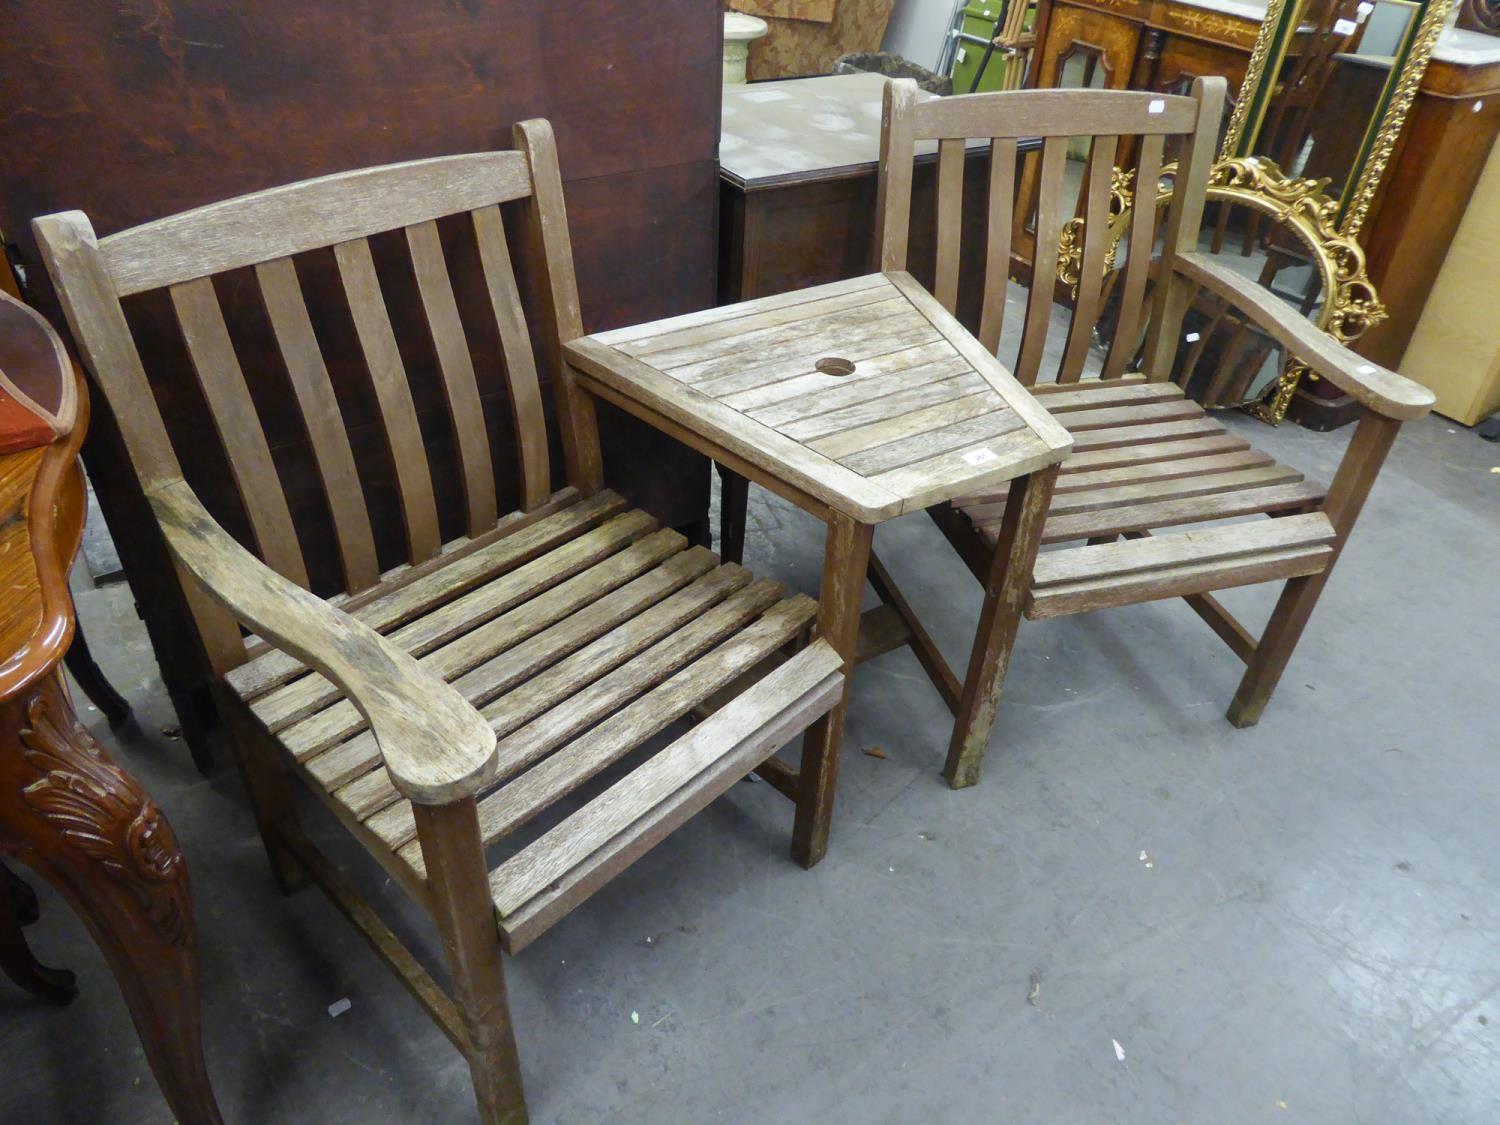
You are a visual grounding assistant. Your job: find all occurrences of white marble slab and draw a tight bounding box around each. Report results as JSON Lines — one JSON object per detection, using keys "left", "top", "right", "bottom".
{"left": 720, "top": 73, "right": 983, "bottom": 186}
{"left": 1173, "top": 0, "right": 1269, "bottom": 22}
{"left": 1432, "top": 27, "right": 1500, "bottom": 67}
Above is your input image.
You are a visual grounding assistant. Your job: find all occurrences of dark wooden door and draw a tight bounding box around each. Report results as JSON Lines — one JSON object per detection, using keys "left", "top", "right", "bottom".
{"left": 0, "top": 2, "right": 722, "bottom": 752}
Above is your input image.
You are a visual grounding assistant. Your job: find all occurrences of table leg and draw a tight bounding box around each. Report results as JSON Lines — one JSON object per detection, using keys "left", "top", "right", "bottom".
{"left": 715, "top": 463, "right": 749, "bottom": 566}
{"left": 791, "top": 514, "right": 873, "bottom": 869}
{"left": 0, "top": 858, "right": 77, "bottom": 1003}
{"left": 0, "top": 670, "right": 222, "bottom": 1124}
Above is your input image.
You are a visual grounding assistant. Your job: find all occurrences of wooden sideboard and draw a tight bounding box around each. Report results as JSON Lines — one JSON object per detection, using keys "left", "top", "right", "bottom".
{"left": 1028, "top": 0, "right": 1264, "bottom": 99}
{"left": 0, "top": 2, "right": 723, "bottom": 761}
{"left": 720, "top": 74, "right": 1017, "bottom": 332}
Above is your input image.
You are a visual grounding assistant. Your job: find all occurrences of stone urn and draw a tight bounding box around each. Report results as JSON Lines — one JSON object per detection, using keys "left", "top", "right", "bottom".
{"left": 723, "top": 12, "right": 769, "bottom": 84}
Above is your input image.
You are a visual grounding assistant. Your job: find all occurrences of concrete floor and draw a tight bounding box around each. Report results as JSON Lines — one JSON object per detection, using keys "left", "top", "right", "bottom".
{"left": 3, "top": 409, "right": 1497, "bottom": 1123}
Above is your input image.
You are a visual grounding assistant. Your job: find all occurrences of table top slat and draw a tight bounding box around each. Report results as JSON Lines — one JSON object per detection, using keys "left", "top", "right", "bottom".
{"left": 566, "top": 273, "right": 1071, "bottom": 522}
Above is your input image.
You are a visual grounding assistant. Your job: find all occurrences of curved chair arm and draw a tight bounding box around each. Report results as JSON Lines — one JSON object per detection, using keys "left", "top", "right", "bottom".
{"left": 1173, "top": 251, "right": 1436, "bottom": 421}
{"left": 149, "top": 478, "right": 497, "bottom": 805}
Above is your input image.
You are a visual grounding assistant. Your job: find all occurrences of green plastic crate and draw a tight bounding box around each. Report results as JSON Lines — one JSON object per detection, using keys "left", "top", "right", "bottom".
{"left": 949, "top": 3, "right": 1031, "bottom": 95}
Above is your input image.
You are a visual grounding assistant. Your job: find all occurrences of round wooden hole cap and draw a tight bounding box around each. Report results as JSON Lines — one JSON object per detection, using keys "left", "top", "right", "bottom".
{"left": 815, "top": 357, "right": 856, "bottom": 377}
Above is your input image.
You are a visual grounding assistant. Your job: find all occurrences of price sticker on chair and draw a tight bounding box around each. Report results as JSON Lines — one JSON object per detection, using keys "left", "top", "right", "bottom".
{"left": 1333, "top": 18, "right": 1358, "bottom": 35}
{"left": 1148, "top": 99, "right": 1165, "bottom": 115}
{"left": 963, "top": 447, "right": 999, "bottom": 466}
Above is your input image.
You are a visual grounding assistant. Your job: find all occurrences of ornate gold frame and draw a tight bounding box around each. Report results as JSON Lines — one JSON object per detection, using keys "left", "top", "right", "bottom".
{"left": 1057, "top": 0, "right": 1457, "bottom": 422}
{"left": 1072, "top": 155, "right": 1387, "bottom": 416}
{"left": 1225, "top": 0, "right": 1457, "bottom": 420}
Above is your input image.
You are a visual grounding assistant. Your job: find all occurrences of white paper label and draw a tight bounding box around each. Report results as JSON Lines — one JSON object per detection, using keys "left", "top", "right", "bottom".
{"left": 1148, "top": 98, "right": 1165, "bottom": 115}
{"left": 1333, "top": 18, "right": 1358, "bottom": 35}
{"left": 1356, "top": 2, "right": 1374, "bottom": 19}
{"left": 963, "top": 447, "right": 999, "bottom": 466}
{"left": 1184, "top": 332, "right": 1201, "bottom": 343}
{"left": 1357, "top": 364, "right": 1376, "bottom": 374}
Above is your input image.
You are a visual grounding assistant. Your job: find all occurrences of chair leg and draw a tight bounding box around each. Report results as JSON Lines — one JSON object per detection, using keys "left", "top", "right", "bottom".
{"left": 219, "top": 700, "right": 309, "bottom": 894}
{"left": 414, "top": 799, "right": 527, "bottom": 1125}
{"left": 944, "top": 465, "right": 1058, "bottom": 790}
{"left": 63, "top": 613, "right": 133, "bottom": 728}
{"left": 791, "top": 514, "right": 873, "bottom": 869}
{"left": 715, "top": 463, "right": 748, "bottom": 566}
{"left": 1227, "top": 410, "right": 1401, "bottom": 728}
{"left": 1226, "top": 571, "right": 1326, "bottom": 728}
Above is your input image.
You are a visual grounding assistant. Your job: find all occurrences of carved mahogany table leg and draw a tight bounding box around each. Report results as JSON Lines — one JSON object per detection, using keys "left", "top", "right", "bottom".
{"left": 0, "top": 671, "right": 222, "bottom": 1125}
{"left": 0, "top": 857, "right": 77, "bottom": 1003}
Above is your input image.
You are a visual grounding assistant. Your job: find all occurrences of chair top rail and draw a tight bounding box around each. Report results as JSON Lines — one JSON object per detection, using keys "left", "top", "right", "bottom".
{"left": 906, "top": 88, "right": 1201, "bottom": 141}
{"left": 101, "top": 151, "right": 533, "bottom": 296}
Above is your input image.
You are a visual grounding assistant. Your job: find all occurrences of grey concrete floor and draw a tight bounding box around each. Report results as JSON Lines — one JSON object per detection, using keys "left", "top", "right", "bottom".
{"left": 3, "top": 409, "right": 1497, "bottom": 1124}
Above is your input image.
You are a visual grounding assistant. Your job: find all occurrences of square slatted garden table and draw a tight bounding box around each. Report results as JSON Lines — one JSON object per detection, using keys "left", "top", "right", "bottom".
{"left": 564, "top": 270, "right": 1072, "bottom": 861}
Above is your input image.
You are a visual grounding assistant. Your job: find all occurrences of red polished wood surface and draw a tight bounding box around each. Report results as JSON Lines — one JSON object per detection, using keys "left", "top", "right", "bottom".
{"left": 0, "top": 289, "right": 222, "bottom": 1123}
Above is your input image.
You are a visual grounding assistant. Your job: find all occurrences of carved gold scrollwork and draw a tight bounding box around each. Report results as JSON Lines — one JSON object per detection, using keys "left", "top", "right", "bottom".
{"left": 1058, "top": 164, "right": 1136, "bottom": 296}
{"left": 1061, "top": 155, "right": 1386, "bottom": 423}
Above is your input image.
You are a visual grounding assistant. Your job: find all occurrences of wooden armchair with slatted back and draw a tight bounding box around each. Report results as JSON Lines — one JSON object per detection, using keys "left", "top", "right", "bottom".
{"left": 868, "top": 76, "right": 1435, "bottom": 788}
{"left": 34, "top": 121, "right": 849, "bottom": 1123}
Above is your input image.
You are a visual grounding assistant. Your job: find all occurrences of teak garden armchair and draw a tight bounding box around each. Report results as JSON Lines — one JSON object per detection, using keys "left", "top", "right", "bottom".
{"left": 866, "top": 76, "right": 1435, "bottom": 788}
{"left": 35, "top": 122, "right": 850, "bottom": 1123}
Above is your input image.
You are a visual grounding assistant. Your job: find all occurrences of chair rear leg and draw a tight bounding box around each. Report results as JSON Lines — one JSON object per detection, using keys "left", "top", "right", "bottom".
{"left": 219, "top": 699, "right": 309, "bottom": 893}
{"left": 414, "top": 799, "right": 527, "bottom": 1125}
{"left": 944, "top": 466, "right": 1058, "bottom": 790}
{"left": 1227, "top": 410, "right": 1401, "bottom": 729}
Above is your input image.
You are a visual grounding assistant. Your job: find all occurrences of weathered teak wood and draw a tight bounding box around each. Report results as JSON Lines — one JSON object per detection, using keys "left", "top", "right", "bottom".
{"left": 865, "top": 76, "right": 1436, "bottom": 785}
{"left": 36, "top": 121, "right": 857, "bottom": 1124}
{"left": 566, "top": 271, "right": 1072, "bottom": 524}
{"left": 564, "top": 256, "right": 1069, "bottom": 868}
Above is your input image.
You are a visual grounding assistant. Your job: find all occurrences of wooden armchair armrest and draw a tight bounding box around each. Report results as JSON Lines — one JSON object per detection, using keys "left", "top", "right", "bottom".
{"left": 1173, "top": 251, "right": 1435, "bottom": 422}
{"left": 149, "top": 478, "right": 497, "bottom": 805}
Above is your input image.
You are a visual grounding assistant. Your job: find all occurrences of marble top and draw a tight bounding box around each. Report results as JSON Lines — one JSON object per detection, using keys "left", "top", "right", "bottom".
{"left": 1173, "top": 0, "right": 1269, "bottom": 21}
{"left": 1432, "top": 27, "right": 1500, "bottom": 67}
{"left": 720, "top": 73, "right": 983, "bottom": 187}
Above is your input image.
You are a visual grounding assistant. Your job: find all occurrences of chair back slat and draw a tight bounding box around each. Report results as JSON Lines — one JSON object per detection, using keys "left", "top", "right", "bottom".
{"left": 405, "top": 218, "right": 499, "bottom": 534}
{"left": 169, "top": 276, "right": 310, "bottom": 587}
{"left": 332, "top": 236, "right": 442, "bottom": 564}
{"left": 101, "top": 153, "right": 532, "bottom": 296}
{"left": 1013, "top": 135, "right": 1068, "bottom": 386}
{"left": 472, "top": 204, "right": 552, "bottom": 510}
{"left": 1141, "top": 79, "right": 1224, "bottom": 379}
{"left": 37, "top": 133, "right": 597, "bottom": 601}
{"left": 875, "top": 77, "right": 1224, "bottom": 391}
{"left": 977, "top": 136, "right": 1018, "bottom": 354}
{"left": 255, "top": 255, "right": 382, "bottom": 592}
{"left": 933, "top": 138, "right": 966, "bottom": 313}
{"left": 1101, "top": 132, "right": 1164, "bottom": 379}
{"left": 1057, "top": 135, "right": 1119, "bottom": 382}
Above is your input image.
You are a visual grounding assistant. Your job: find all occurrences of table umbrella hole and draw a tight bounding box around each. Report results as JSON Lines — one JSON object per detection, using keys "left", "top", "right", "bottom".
{"left": 815, "top": 356, "right": 856, "bottom": 377}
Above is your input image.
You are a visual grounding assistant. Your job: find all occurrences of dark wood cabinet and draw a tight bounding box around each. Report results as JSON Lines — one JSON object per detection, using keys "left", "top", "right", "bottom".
{"left": 0, "top": 3, "right": 723, "bottom": 757}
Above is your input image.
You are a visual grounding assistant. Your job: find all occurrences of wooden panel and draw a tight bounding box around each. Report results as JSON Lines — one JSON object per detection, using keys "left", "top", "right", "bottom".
{"left": 1, "top": 2, "right": 722, "bottom": 750}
